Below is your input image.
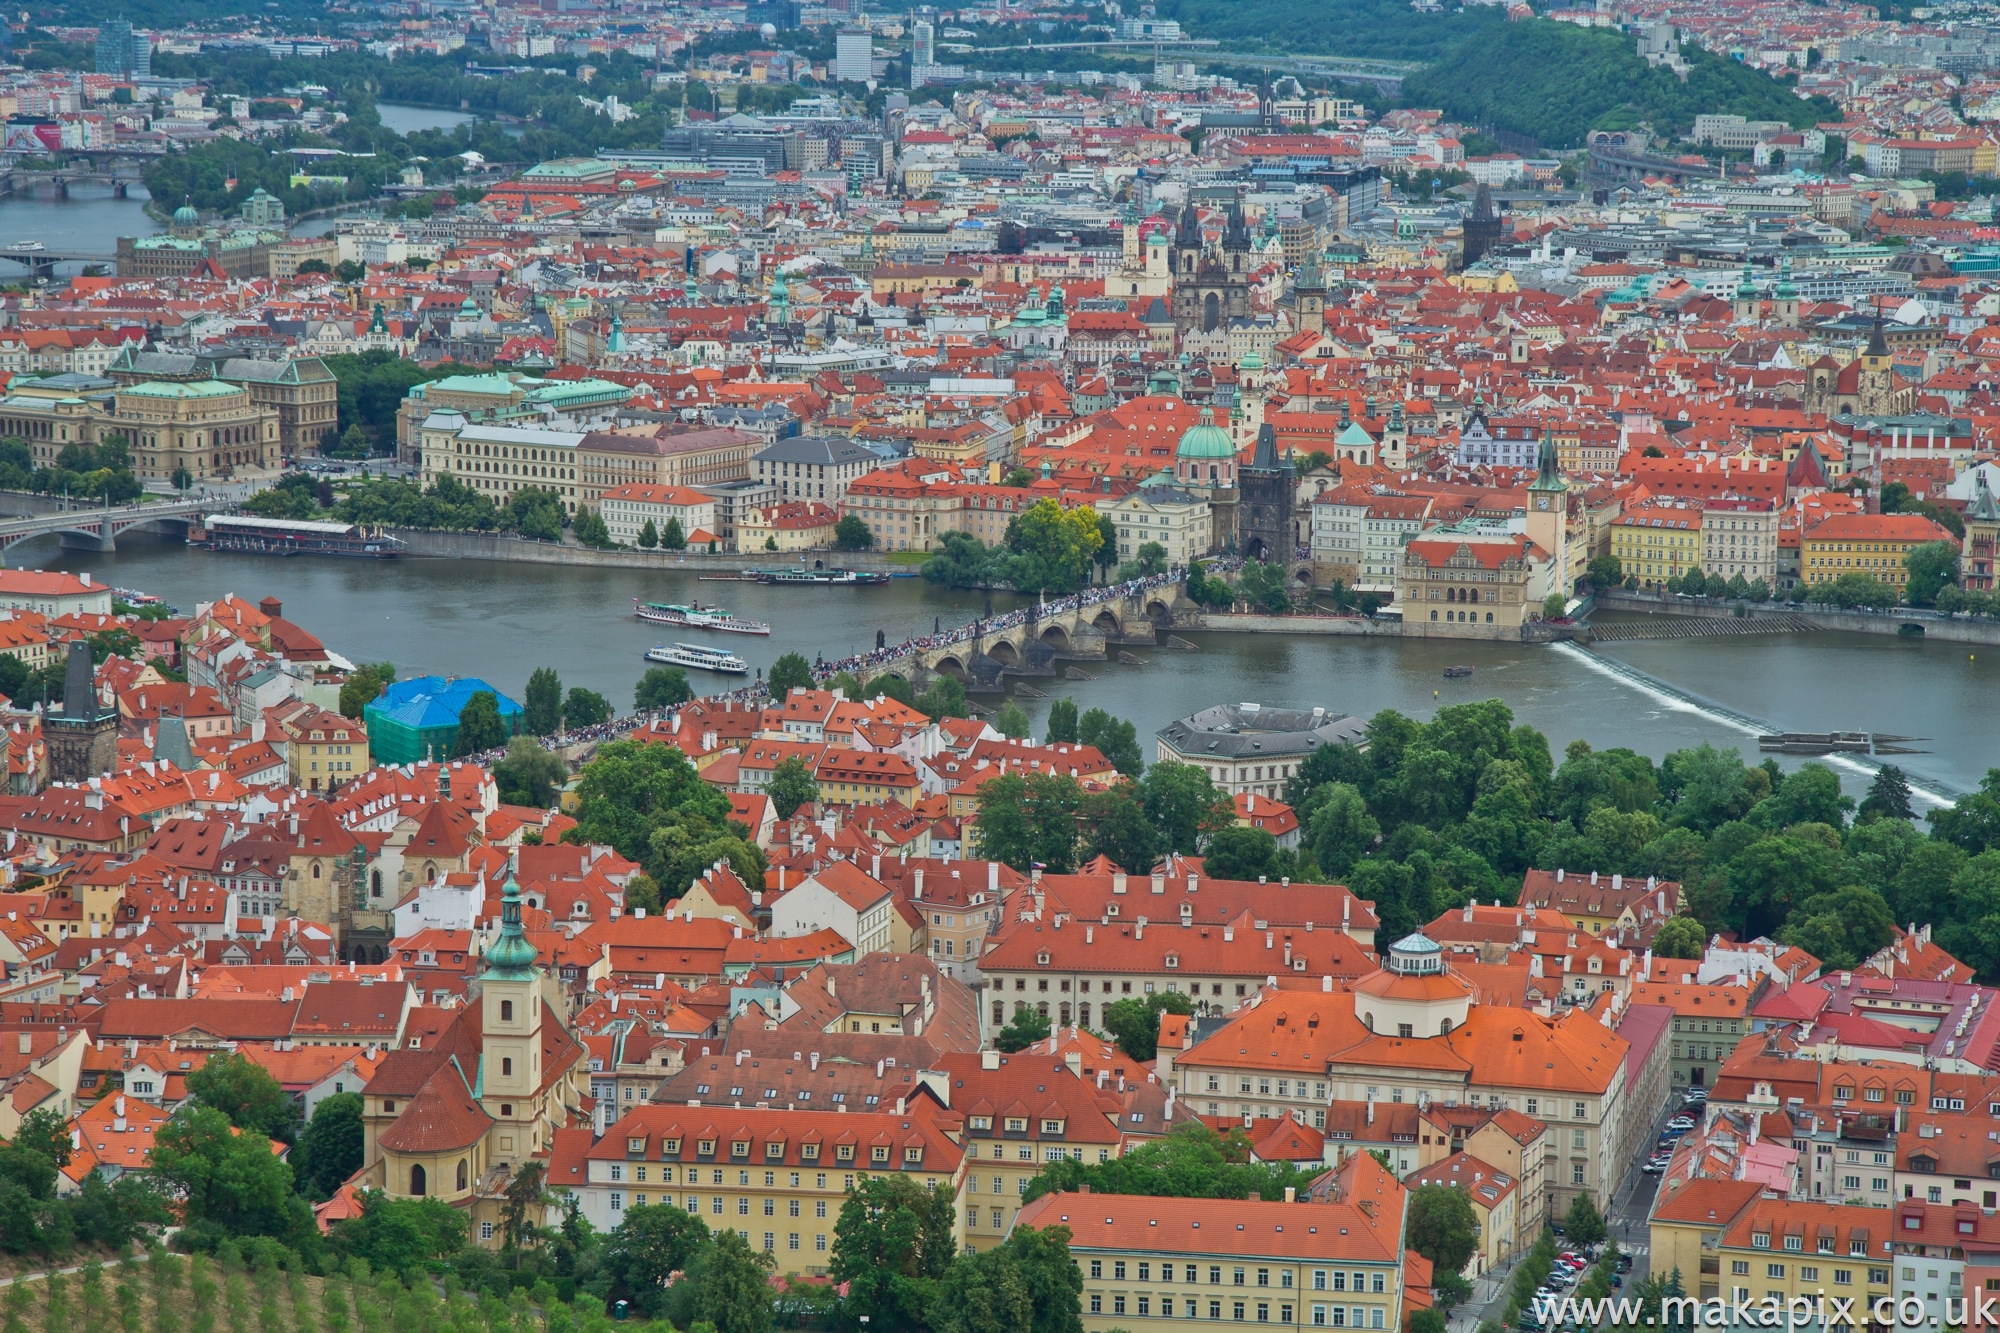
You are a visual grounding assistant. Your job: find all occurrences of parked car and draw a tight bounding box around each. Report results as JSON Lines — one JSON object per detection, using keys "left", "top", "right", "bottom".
{"left": 1616, "top": 1256, "right": 1634, "bottom": 1273}
{"left": 1666, "top": 1117, "right": 1697, "bottom": 1133}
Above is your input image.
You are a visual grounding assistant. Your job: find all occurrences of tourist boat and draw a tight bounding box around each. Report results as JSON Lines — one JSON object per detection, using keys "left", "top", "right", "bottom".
{"left": 114, "top": 588, "right": 164, "bottom": 607}
{"left": 1443, "top": 665, "right": 1474, "bottom": 679}
{"left": 632, "top": 599, "right": 771, "bottom": 635}
{"left": 190, "top": 514, "right": 404, "bottom": 558}
{"left": 751, "top": 568, "right": 891, "bottom": 587}
{"left": 644, "top": 642, "right": 749, "bottom": 675}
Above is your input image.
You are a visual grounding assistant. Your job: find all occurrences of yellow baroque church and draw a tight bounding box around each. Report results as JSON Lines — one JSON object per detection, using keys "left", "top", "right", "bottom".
{"left": 353, "top": 873, "right": 589, "bottom": 1241}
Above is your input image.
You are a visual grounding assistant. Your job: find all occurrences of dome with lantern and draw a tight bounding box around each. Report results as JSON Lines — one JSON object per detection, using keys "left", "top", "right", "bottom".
{"left": 1353, "top": 932, "right": 1474, "bottom": 1038}
{"left": 1175, "top": 406, "right": 1235, "bottom": 461}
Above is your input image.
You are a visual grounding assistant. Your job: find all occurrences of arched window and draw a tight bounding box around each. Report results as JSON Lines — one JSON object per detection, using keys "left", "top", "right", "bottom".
{"left": 456, "top": 1158, "right": 468, "bottom": 1191}
{"left": 1441, "top": 1018, "right": 1455, "bottom": 1035}
{"left": 410, "top": 1163, "right": 427, "bottom": 1196}
{"left": 500, "top": 999, "right": 514, "bottom": 1022}
{"left": 311, "top": 861, "right": 322, "bottom": 879}
{"left": 371, "top": 869, "right": 383, "bottom": 898}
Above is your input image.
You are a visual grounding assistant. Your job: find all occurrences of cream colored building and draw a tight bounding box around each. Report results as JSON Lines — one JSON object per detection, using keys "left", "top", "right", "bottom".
{"left": 420, "top": 416, "right": 585, "bottom": 513}
{"left": 1700, "top": 497, "right": 1780, "bottom": 585}
{"left": 1100, "top": 484, "right": 1213, "bottom": 566}
{"left": 598, "top": 483, "right": 718, "bottom": 547}
{"left": 569, "top": 1104, "right": 966, "bottom": 1272}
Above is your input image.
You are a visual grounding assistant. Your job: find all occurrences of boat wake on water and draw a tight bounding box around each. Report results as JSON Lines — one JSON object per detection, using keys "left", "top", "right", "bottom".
{"left": 1549, "top": 642, "right": 1962, "bottom": 810}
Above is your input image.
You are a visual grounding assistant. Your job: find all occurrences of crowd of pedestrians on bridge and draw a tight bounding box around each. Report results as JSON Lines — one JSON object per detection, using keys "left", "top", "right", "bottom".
{"left": 453, "top": 567, "right": 1196, "bottom": 768}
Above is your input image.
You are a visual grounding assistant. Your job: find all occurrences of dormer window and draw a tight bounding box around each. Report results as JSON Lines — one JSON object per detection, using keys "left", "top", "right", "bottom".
{"left": 1752, "top": 1234, "right": 1770, "bottom": 1249}
{"left": 697, "top": 1139, "right": 716, "bottom": 1156}
{"left": 1041, "top": 1119, "right": 1065, "bottom": 1135}
{"left": 1005, "top": 1117, "right": 1028, "bottom": 1133}
{"left": 871, "top": 1146, "right": 891, "bottom": 1163}
{"left": 904, "top": 1147, "right": 924, "bottom": 1165}
{"left": 627, "top": 1137, "right": 646, "bottom": 1156}
{"left": 970, "top": 1116, "right": 992, "bottom": 1131}
{"left": 1164, "top": 954, "right": 1178, "bottom": 969}
{"left": 801, "top": 1143, "right": 820, "bottom": 1161}
{"left": 1036, "top": 951, "right": 1051, "bottom": 966}
{"left": 836, "top": 1144, "right": 854, "bottom": 1161}
{"left": 661, "top": 1138, "right": 681, "bottom": 1156}
{"left": 731, "top": 1140, "right": 750, "bottom": 1158}
{"left": 766, "top": 1141, "right": 785, "bottom": 1159}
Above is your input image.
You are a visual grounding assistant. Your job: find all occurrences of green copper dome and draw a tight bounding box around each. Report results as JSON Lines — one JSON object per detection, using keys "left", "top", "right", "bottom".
{"left": 173, "top": 202, "right": 199, "bottom": 227}
{"left": 483, "top": 874, "right": 538, "bottom": 978}
{"left": 1177, "top": 407, "right": 1236, "bottom": 461}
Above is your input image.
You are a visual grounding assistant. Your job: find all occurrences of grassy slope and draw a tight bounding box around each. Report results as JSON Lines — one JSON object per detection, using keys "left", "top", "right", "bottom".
{"left": 4, "top": 1254, "right": 336, "bottom": 1333}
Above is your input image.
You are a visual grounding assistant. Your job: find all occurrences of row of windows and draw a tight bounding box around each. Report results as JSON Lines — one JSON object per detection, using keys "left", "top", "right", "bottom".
{"left": 1205, "top": 1077, "right": 1331, "bottom": 1099}
{"left": 1088, "top": 1262, "right": 1384, "bottom": 1293}
{"left": 1084, "top": 1297, "right": 1385, "bottom": 1327}
{"left": 1011, "top": 976, "right": 1254, "bottom": 997}
{"left": 609, "top": 1192, "right": 831, "bottom": 1220}
{"left": 608, "top": 1166, "right": 856, "bottom": 1188}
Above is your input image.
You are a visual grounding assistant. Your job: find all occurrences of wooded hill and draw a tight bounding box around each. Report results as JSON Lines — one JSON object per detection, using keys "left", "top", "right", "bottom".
{"left": 1402, "top": 20, "right": 1838, "bottom": 149}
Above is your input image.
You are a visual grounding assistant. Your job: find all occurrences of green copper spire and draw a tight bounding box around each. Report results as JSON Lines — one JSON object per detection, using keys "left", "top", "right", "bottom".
{"left": 1528, "top": 429, "right": 1568, "bottom": 494}
{"left": 484, "top": 874, "right": 538, "bottom": 978}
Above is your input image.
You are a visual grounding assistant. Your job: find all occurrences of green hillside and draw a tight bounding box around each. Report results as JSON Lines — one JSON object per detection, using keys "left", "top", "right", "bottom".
{"left": 1155, "top": 0, "right": 1503, "bottom": 63}
{"left": 1401, "top": 20, "right": 1839, "bottom": 149}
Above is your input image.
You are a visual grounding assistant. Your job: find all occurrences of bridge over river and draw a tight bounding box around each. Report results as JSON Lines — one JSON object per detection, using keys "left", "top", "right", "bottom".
{"left": 0, "top": 497, "right": 209, "bottom": 560}
{"left": 826, "top": 575, "right": 1198, "bottom": 693}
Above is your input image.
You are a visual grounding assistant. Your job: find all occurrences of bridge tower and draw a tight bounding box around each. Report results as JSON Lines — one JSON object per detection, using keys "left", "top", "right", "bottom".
{"left": 45, "top": 640, "right": 117, "bottom": 784}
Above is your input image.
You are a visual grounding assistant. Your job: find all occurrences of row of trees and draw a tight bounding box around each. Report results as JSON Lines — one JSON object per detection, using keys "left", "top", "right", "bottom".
{"left": 975, "top": 691, "right": 1994, "bottom": 982}
{"left": 922, "top": 500, "right": 1113, "bottom": 596}
{"left": 244, "top": 473, "right": 584, "bottom": 540}
{"left": 0, "top": 435, "right": 144, "bottom": 503}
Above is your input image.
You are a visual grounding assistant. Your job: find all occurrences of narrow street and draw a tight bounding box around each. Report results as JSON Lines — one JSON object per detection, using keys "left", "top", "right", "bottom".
{"left": 1450, "top": 1096, "right": 1689, "bottom": 1333}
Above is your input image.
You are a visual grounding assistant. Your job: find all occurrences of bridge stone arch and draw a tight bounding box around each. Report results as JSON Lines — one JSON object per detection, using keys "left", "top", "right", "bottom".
{"left": 985, "top": 638, "right": 1021, "bottom": 666}
{"left": 1091, "top": 608, "right": 1123, "bottom": 637}
{"left": 1039, "top": 623, "right": 1073, "bottom": 651}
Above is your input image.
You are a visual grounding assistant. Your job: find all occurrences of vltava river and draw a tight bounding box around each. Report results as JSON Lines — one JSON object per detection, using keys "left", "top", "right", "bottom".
{"left": 27, "top": 534, "right": 1990, "bottom": 804}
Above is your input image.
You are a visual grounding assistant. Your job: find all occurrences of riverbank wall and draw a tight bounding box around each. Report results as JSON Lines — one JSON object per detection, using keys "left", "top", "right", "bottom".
{"left": 1592, "top": 589, "right": 2000, "bottom": 646}
{"left": 1191, "top": 612, "right": 1400, "bottom": 636}
{"left": 385, "top": 528, "right": 918, "bottom": 573}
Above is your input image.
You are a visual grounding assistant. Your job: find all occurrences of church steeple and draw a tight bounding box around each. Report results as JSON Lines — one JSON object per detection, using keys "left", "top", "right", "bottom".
{"left": 483, "top": 874, "right": 538, "bottom": 979}
{"left": 1864, "top": 309, "right": 1891, "bottom": 364}
{"left": 1529, "top": 428, "right": 1568, "bottom": 496}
